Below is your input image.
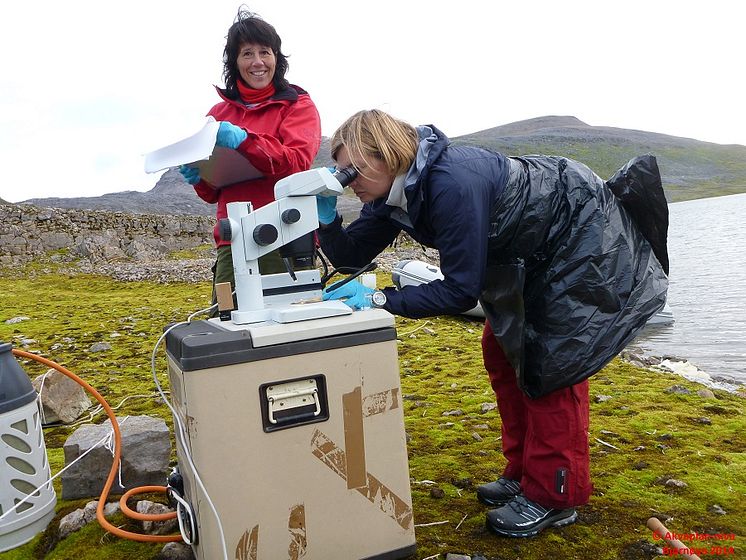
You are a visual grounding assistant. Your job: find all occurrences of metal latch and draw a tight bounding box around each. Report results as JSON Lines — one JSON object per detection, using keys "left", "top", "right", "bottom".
{"left": 266, "top": 378, "right": 321, "bottom": 425}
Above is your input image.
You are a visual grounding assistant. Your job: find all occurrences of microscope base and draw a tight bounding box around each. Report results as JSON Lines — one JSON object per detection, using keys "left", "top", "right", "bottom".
{"left": 231, "top": 300, "right": 352, "bottom": 325}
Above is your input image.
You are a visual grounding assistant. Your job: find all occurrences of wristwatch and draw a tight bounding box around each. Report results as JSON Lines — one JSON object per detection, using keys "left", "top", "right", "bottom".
{"left": 370, "top": 290, "right": 387, "bottom": 308}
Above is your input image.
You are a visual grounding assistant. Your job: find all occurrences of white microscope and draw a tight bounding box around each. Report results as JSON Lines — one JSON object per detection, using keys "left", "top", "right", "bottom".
{"left": 217, "top": 166, "right": 358, "bottom": 324}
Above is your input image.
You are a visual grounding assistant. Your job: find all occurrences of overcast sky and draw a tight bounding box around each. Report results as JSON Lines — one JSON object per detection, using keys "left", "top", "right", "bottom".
{"left": 1, "top": 0, "right": 744, "bottom": 203}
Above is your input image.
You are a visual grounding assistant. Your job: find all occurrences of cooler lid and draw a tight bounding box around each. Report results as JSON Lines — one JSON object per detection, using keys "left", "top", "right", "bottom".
{"left": 165, "top": 310, "right": 397, "bottom": 372}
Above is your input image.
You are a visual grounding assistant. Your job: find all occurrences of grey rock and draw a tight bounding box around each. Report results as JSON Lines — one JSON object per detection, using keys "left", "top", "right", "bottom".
{"left": 5, "top": 316, "right": 30, "bottom": 324}
{"left": 158, "top": 542, "right": 197, "bottom": 560}
{"left": 89, "top": 341, "right": 112, "bottom": 352}
{"left": 442, "top": 409, "right": 464, "bottom": 417}
{"left": 137, "top": 500, "right": 179, "bottom": 535}
{"left": 697, "top": 389, "right": 716, "bottom": 399}
{"left": 445, "top": 554, "right": 471, "bottom": 560}
{"left": 711, "top": 374, "right": 739, "bottom": 385}
{"left": 471, "top": 432, "right": 483, "bottom": 442}
{"left": 708, "top": 504, "right": 727, "bottom": 515}
{"left": 664, "top": 478, "right": 688, "bottom": 489}
{"left": 595, "top": 394, "right": 613, "bottom": 403}
{"left": 58, "top": 500, "right": 98, "bottom": 538}
{"left": 61, "top": 415, "right": 171, "bottom": 499}
{"left": 666, "top": 385, "right": 692, "bottom": 395}
{"left": 480, "top": 402, "right": 497, "bottom": 413}
{"left": 33, "top": 368, "right": 92, "bottom": 424}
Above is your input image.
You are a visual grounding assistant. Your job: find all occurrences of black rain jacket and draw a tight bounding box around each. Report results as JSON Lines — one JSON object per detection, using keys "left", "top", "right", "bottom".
{"left": 319, "top": 126, "right": 668, "bottom": 397}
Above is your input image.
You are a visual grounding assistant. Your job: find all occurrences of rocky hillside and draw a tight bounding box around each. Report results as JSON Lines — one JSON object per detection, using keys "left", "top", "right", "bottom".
{"left": 19, "top": 116, "right": 746, "bottom": 216}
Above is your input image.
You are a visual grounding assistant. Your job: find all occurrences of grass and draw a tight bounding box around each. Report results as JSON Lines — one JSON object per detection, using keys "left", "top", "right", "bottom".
{"left": 1, "top": 265, "right": 744, "bottom": 560}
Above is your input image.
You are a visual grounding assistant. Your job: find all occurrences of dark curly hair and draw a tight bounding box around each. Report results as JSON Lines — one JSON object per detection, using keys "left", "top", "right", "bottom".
{"left": 222, "top": 7, "right": 289, "bottom": 98}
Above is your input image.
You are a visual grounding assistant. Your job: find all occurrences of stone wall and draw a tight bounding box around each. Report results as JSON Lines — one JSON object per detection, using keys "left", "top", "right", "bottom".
{"left": 0, "top": 204, "right": 214, "bottom": 265}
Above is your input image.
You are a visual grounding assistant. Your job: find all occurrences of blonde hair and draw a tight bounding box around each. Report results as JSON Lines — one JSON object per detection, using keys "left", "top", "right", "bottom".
{"left": 330, "top": 109, "right": 418, "bottom": 177}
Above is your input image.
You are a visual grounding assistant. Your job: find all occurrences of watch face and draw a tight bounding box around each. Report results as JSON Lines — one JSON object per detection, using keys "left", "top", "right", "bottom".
{"left": 372, "top": 291, "right": 386, "bottom": 307}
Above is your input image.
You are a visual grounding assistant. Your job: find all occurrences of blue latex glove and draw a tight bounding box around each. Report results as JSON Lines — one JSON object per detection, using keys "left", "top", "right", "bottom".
{"left": 323, "top": 279, "right": 374, "bottom": 310}
{"left": 316, "top": 194, "right": 338, "bottom": 225}
{"left": 178, "top": 164, "right": 201, "bottom": 185}
{"left": 216, "top": 121, "right": 248, "bottom": 149}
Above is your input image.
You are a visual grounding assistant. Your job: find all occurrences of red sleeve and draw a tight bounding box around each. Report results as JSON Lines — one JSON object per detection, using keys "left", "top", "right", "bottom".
{"left": 192, "top": 181, "right": 218, "bottom": 203}
{"left": 237, "top": 96, "right": 321, "bottom": 176}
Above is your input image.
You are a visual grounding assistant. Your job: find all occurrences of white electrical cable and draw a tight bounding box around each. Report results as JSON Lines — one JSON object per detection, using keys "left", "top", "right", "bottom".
{"left": 2, "top": 300, "right": 228, "bottom": 556}
{"left": 102, "top": 416, "right": 129, "bottom": 490}
{"left": 171, "top": 489, "right": 196, "bottom": 546}
{"left": 152, "top": 303, "right": 228, "bottom": 560}
{"left": 36, "top": 370, "right": 50, "bottom": 425}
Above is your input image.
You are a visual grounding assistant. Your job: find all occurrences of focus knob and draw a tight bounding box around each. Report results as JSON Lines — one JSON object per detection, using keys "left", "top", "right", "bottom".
{"left": 253, "top": 223, "right": 278, "bottom": 246}
{"left": 218, "top": 218, "right": 232, "bottom": 242}
{"left": 281, "top": 208, "right": 301, "bottom": 224}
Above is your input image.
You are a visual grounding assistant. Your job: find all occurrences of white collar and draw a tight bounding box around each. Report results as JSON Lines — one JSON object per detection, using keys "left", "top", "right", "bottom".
{"left": 385, "top": 174, "right": 408, "bottom": 212}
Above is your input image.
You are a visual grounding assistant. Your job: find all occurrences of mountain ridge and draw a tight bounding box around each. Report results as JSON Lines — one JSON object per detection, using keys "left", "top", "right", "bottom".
{"left": 17, "top": 115, "right": 746, "bottom": 216}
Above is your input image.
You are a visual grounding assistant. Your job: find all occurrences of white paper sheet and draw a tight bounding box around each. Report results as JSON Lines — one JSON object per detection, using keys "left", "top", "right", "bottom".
{"left": 144, "top": 117, "right": 263, "bottom": 187}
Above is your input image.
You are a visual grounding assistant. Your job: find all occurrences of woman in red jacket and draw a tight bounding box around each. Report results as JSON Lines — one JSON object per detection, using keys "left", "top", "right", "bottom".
{"left": 180, "top": 9, "right": 321, "bottom": 308}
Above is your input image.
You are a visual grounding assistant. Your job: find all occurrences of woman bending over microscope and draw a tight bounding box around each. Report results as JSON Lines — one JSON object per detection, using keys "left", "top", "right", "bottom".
{"left": 316, "top": 109, "right": 668, "bottom": 538}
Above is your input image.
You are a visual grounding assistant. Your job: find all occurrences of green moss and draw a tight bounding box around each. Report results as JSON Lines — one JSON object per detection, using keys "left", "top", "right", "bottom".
{"left": 1, "top": 271, "right": 744, "bottom": 559}
{"left": 168, "top": 243, "right": 214, "bottom": 260}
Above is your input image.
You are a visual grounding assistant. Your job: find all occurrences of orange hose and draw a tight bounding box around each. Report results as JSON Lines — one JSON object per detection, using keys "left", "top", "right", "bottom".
{"left": 119, "top": 486, "right": 176, "bottom": 521}
{"left": 12, "top": 349, "right": 182, "bottom": 543}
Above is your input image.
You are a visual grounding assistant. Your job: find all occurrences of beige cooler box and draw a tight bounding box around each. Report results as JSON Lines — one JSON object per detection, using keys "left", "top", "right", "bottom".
{"left": 165, "top": 310, "right": 416, "bottom": 560}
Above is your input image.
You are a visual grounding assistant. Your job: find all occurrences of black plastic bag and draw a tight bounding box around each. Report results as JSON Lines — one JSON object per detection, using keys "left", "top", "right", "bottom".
{"left": 483, "top": 155, "right": 668, "bottom": 398}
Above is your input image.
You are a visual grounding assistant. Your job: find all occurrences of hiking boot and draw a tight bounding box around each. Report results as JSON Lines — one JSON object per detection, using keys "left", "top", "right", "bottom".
{"left": 476, "top": 477, "right": 522, "bottom": 506}
{"left": 486, "top": 495, "right": 577, "bottom": 537}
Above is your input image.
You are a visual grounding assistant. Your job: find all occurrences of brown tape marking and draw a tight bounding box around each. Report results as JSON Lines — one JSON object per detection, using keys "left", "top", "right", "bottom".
{"left": 288, "top": 504, "right": 307, "bottom": 560}
{"left": 362, "top": 387, "right": 400, "bottom": 417}
{"left": 215, "top": 281, "right": 234, "bottom": 311}
{"left": 310, "top": 429, "right": 347, "bottom": 478}
{"left": 310, "top": 429, "right": 413, "bottom": 530}
{"left": 342, "top": 387, "right": 367, "bottom": 489}
{"left": 235, "top": 524, "right": 259, "bottom": 560}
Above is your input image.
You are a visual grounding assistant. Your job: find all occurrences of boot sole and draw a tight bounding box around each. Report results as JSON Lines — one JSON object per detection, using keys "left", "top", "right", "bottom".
{"left": 486, "top": 510, "right": 578, "bottom": 538}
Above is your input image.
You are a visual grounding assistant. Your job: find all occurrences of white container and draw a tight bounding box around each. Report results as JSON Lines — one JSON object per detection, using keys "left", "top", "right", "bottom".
{"left": 0, "top": 343, "right": 57, "bottom": 552}
{"left": 166, "top": 312, "right": 416, "bottom": 560}
{"left": 360, "top": 273, "right": 377, "bottom": 290}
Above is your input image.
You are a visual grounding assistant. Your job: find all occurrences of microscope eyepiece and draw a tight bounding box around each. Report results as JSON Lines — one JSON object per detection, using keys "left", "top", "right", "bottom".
{"left": 333, "top": 166, "right": 358, "bottom": 187}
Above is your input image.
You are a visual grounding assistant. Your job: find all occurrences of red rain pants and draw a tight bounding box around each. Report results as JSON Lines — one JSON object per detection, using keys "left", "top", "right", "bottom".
{"left": 481, "top": 321, "right": 593, "bottom": 508}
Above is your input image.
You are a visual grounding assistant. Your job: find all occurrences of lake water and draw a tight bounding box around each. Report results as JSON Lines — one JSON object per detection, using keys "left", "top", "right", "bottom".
{"left": 628, "top": 193, "right": 746, "bottom": 388}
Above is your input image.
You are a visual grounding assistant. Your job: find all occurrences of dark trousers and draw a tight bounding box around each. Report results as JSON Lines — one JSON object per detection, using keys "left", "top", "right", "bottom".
{"left": 481, "top": 321, "right": 593, "bottom": 509}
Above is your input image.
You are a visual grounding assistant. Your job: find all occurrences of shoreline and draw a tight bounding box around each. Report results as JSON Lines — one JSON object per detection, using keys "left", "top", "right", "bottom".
{"left": 620, "top": 348, "right": 745, "bottom": 394}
